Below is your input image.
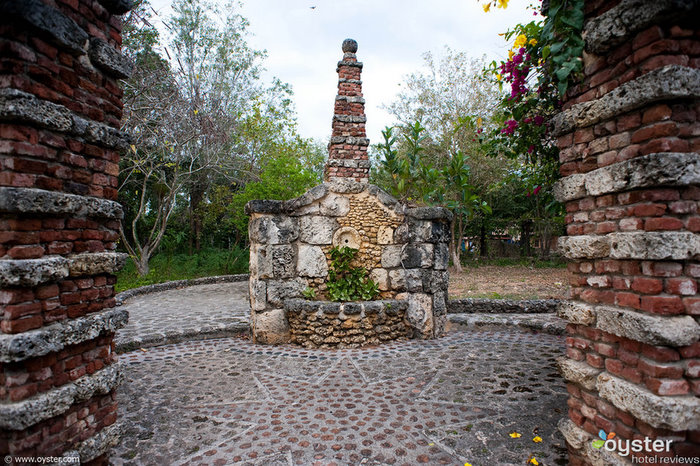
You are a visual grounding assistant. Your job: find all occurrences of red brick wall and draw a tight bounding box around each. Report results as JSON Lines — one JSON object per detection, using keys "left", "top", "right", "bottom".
{"left": 0, "top": 0, "right": 131, "bottom": 462}
{"left": 555, "top": 1, "right": 699, "bottom": 464}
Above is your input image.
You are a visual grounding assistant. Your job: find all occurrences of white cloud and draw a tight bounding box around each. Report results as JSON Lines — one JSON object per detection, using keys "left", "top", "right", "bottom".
{"left": 148, "top": 0, "right": 538, "bottom": 143}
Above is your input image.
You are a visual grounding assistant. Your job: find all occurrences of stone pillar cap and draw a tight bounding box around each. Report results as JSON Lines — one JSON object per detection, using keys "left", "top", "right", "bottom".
{"left": 342, "top": 38, "right": 358, "bottom": 53}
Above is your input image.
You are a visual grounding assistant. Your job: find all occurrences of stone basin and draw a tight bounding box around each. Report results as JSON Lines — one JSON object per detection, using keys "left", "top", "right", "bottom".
{"left": 284, "top": 298, "right": 409, "bottom": 348}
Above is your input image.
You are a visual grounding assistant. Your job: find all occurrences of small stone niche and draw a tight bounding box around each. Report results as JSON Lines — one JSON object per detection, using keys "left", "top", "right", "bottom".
{"left": 245, "top": 39, "right": 452, "bottom": 348}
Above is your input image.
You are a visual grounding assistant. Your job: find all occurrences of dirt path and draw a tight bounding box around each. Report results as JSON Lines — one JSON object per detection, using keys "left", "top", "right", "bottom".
{"left": 449, "top": 265, "right": 569, "bottom": 300}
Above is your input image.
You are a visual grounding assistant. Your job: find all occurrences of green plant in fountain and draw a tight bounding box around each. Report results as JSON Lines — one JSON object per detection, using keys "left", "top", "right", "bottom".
{"left": 302, "top": 287, "right": 317, "bottom": 299}
{"left": 326, "top": 246, "right": 379, "bottom": 302}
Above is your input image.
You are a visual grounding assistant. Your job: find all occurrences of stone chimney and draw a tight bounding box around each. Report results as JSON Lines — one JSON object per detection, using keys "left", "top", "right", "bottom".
{"left": 324, "top": 38, "right": 370, "bottom": 183}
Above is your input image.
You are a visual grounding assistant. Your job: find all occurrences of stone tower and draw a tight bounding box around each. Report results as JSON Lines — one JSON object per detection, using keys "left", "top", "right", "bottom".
{"left": 246, "top": 40, "right": 452, "bottom": 347}
{"left": 324, "top": 38, "right": 370, "bottom": 183}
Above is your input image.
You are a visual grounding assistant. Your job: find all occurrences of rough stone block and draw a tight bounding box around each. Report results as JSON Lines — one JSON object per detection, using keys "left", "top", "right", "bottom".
{"left": 433, "top": 291, "right": 447, "bottom": 316}
{"left": 296, "top": 245, "right": 328, "bottom": 278}
{"left": 596, "top": 304, "right": 699, "bottom": 346}
{"left": 285, "top": 184, "right": 328, "bottom": 212}
{"left": 88, "top": 38, "right": 134, "bottom": 79}
{"left": 401, "top": 243, "right": 434, "bottom": 268}
{"left": 597, "top": 372, "right": 700, "bottom": 430}
{"left": 299, "top": 216, "right": 338, "bottom": 244}
{"left": 0, "top": 88, "right": 73, "bottom": 132}
{"left": 369, "top": 268, "right": 389, "bottom": 291}
{"left": 266, "top": 278, "right": 307, "bottom": 307}
{"left": 608, "top": 232, "right": 700, "bottom": 260}
{"left": 388, "top": 269, "right": 406, "bottom": 291}
{"left": 249, "top": 244, "right": 273, "bottom": 279}
{"left": 376, "top": 226, "right": 394, "bottom": 244}
{"left": 68, "top": 252, "right": 127, "bottom": 277}
{"left": 271, "top": 245, "right": 295, "bottom": 278}
{"left": 557, "top": 301, "right": 597, "bottom": 325}
{"left": 0, "top": 187, "right": 124, "bottom": 219}
{"left": 252, "top": 308, "right": 290, "bottom": 345}
{"left": 404, "top": 269, "right": 423, "bottom": 292}
{"left": 405, "top": 293, "right": 433, "bottom": 338}
{"left": 381, "top": 245, "right": 403, "bottom": 268}
{"left": 434, "top": 243, "right": 449, "bottom": 270}
{"left": 319, "top": 192, "right": 350, "bottom": 216}
{"left": 249, "top": 279, "right": 267, "bottom": 311}
{"left": 249, "top": 215, "right": 299, "bottom": 244}
{"left": 557, "top": 357, "right": 601, "bottom": 391}
{"left": 0, "top": 256, "right": 69, "bottom": 287}
{"left": 558, "top": 235, "right": 611, "bottom": 259}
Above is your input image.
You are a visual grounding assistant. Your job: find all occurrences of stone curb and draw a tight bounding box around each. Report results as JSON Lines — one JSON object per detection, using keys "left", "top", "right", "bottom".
{"left": 114, "top": 274, "right": 249, "bottom": 305}
{"left": 448, "top": 313, "right": 567, "bottom": 335}
{"left": 447, "top": 298, "right": 560, "bottom": 314}
{"left": 115, "top": 322, "right": 249, "bottom": 354}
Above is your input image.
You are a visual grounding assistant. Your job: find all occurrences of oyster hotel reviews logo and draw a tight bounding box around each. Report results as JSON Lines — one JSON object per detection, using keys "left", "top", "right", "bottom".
{"left": 592, "top": 430, "right": 698, "bottom": 463}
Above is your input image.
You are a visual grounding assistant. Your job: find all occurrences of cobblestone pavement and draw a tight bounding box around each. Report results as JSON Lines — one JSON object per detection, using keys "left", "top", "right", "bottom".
{"left": 112, "top": 330, "right": 568, "bottom": 466}
{"left": 114, "top": 282, "right": 250, "bottom": 352}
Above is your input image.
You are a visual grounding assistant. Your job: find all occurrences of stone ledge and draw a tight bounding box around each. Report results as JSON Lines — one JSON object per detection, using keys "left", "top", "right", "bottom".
{"left": 329, "top": 136, "right": 370, "bottom": 146}
{"left": 597, "top": 372, "right": 700, "bottom": 430}
{"left": 0, "top": 0, "right": 88, "bottom": 54}
{"left": 0, "top": 256, "right": 69, "bottom": 287}
{"left": 557, "top": 357, "right": 601, "bottom": 391}
{"left": 338, "top": 78, "right": 362, "bottom": 85}
{"left": 0, "top": 88, "right": 131, "bottom": 150}
{"left": 337, "top": 60, "right": 363, "bottom": 69}
{"left": 0, "top": 252, "right": 128, "bottom": 287}
{"left": 558, "top": 232, "right": 700, "bottom": 260}
{"left": 557, "top": 301, "right": 596, "bottom": 325}
{"left": 584, "top": 0, "right": 699, "bottom": 55}
{"left": 0, "top": 307, "right": 128, "bottom": 363}
{"left": 325, "top": 159, "right": 371, "bottom": 169}
{"left": 333, "top": 114, "right": 367, "bottom": 123}
{"left": 558, "top": 418, "right": 631, "bottom": 466}
{"left": 554, "top": 152, "right": 700, "bottom": 202}
{"left": 0, "top": 186, "right": 124, "bottom": 219}
{"left": 63, "top": 422, "right": 122, "bottom": 463}
{"left": 596, "top": 304, "right": 699, "bottom": 347}
{"left": 115, "top": 322, "right": 249, "bottom": 353}
{"left": 552, "top": 65, "right": 700, "bottom": 136}
{"left": 335, "top": 96, "right": 366, "bottom": 104}
{"left": 89, "top": 37, "right": 134, "bottom": 79}
{"left": 115, "top": 274, "right": 249, "bottom": 305}
{"left": 448, "top": 313, "right": 567, "bottom": 335}
{"left": 68, "top": 251, "right": 128, "bottom": 277}
{"left": 285, "top": 298, "right": 408, "bottom": 316}
{"left": 448, "top": 298, "right": 559, "bottom": 314}
{"left": 0, "top": 362, "right": 123, "bottom": 430}
{"left": 557, "top": 301, "right": 699, "bottom": 346}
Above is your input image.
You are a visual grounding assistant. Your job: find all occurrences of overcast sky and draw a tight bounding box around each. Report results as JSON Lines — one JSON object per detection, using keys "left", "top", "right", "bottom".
{"left": 148, "top": 0, "right": 537, "bottom": 144}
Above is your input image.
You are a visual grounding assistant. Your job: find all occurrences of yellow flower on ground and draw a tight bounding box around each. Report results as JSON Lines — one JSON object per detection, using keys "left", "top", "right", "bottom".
{"left": 482, "top": 3, "right": 491, "bottom": 12}
{"left": 194, "top": 109, "right": 199, "bottom": 115}
{"left": 476, "top": 117, "right": 483, "bottom": 127}
{"left": 533, "top": 436, "right": 543, "bottom": 443}
{"left": 509, "top": 432, "right": 522, "bottom": 438}
{"left": 465, "top": 463, "right": 473, "bottom": 466}
{"left": 514, "top": 34, "right": 527, "bottom": 48}
{"left": 528, "top": 457, "right": 539, "bottom": 465}
{"left": 529, "top": 38, "right": 538, "bottom": 46}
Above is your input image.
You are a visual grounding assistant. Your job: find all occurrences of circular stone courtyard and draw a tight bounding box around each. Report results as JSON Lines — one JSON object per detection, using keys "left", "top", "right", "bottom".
{"left": 111, "top": 283, "right": 568, "bottom": 466}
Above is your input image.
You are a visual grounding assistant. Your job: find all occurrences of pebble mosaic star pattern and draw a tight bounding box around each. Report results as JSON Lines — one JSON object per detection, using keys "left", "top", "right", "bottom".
{"left": 113, "top": 330, "right": 568, "bottom": 465}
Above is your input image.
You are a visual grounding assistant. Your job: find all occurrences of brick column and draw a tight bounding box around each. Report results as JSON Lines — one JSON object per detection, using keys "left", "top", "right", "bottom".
{"left": 0, "top": 0, "right": 133, "bottom": 462}
{"left": 553, "top": 0, "right": 700, "bottom": 464}
{"left": 324, "top": 38, "right": 371, "bottom": 183}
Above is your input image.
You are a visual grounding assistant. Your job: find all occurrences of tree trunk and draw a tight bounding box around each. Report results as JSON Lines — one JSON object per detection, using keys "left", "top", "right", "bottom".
{"left": 479, "top": 217, "right": 488, "bottom": 258}
{"left": 520, "top": 220, "right": 532, "bottom": 258}
{"left": 450, "top": 218, "right": 463, "bottom": 273}
{"left": 188, "top": 182, "right": 206, "bottom": 254}
{"left": 135, "top": 250, "right": 151, "bottom": 276}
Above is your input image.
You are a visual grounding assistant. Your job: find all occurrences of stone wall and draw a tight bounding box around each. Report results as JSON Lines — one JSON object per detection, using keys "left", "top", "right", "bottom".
{"left": 0, "top": 0, "right": 132, "bottom": 462}
{"left": 553, "top": 1, "right": 700, "bottom": 464}
{"left": 285, "top": 298, "right": 409, "bottom": 348}
{"left": 246, "top": 182, "right": 451, "bottom": 345}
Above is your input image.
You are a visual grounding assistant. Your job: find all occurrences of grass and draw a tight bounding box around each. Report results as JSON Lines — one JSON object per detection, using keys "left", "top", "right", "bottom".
{"left": 115, "top": 247, "right": 249, "bottom": 292}
{"left": 462, "top": 256, "right": 567, "bottom": 269}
